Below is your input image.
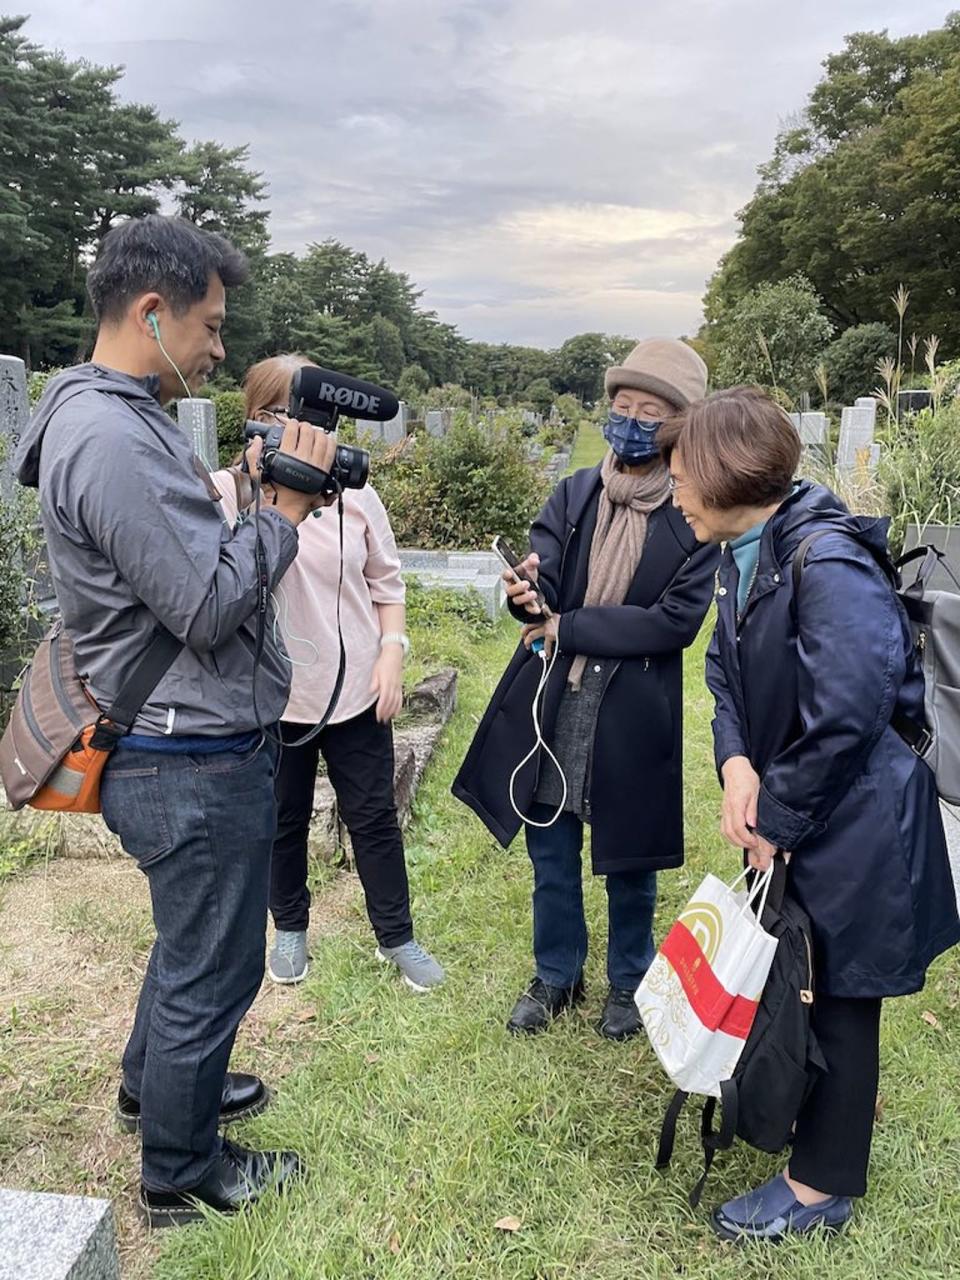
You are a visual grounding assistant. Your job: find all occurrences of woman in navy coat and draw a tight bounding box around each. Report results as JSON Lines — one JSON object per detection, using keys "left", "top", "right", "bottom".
{"left": 659, "top": 385, "right": 959, "bottom": 1243}
{"left": 454, "top": 340, "right": 719, "bottom": 1040}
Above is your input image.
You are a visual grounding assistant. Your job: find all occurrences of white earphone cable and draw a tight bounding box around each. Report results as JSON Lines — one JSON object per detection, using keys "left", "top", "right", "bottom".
{"left": 151, "top": 323, "right": 194, "bottom": 402}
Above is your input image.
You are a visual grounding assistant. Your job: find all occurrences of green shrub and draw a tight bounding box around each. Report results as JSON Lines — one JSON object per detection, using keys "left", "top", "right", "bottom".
{"left": 939, "top": 357, "right": 960, "bottom": 403}
{"left": 822, "top": 323, "right": 896, "bottom": 405}
{"left": 404, "top": 576, "right": 493, "bottom": 633}
{"left": 0, "top": 436, "right": 44, "bottom": 725}
{"left": 880, "top": 401, "right": 960, "bottom": 554}
{"left": 28, "top": 368, "right": 60, "bottom": 406}
{"left": 712, "top": 273, "right": 834, "bottom": 403}
{"left": 554, "top": 393, "right": 581, "bottom": 423}
{"left": 212, "top": 390, "right": 248, "bottom": 466}
{"left": 372, "top": 417, "right": 549, "bottom": 550}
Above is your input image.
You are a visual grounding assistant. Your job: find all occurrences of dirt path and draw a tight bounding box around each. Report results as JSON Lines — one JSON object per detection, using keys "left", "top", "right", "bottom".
{"left": 0, "top": 855, "right": 363, "bottom": 1279}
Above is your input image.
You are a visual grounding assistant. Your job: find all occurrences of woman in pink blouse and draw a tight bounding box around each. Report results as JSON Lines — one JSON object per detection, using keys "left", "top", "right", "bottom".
{"left": 213, "top": 354, "right": 444, "bottom": 993}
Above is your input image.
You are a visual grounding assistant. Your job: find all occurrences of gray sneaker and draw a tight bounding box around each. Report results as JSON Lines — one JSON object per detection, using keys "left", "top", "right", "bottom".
{"left": 376, "top": 940, "right": 445, "bottom": 993}
{"left": 268, "top": 930, "right": 309, "bottom": 985}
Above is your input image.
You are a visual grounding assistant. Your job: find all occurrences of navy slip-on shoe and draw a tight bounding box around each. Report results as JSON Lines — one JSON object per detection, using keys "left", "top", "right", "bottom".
{"left": 712, "top": 1174, "right": 853, "bottom": 1243}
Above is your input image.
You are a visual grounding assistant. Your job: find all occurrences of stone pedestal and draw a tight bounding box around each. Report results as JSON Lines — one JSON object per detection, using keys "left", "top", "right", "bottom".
{"left": 176, "top": 398, "right": 219, "bottom": 471}
{"left": 0, "top": 355, "right": 29, "bottom": 501}
{"left": 0, "top": 1188, "right": 119, "bottom": 1280}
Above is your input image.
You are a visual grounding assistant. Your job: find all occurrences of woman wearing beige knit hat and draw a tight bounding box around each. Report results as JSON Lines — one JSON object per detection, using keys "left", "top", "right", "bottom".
{"left": 454, "top": 339, "right": 720, "bottom": 1040}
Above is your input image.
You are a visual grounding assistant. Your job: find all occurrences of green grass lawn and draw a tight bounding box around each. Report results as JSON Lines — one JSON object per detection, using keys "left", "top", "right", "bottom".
{"left": 565, "top": 422, "right": 606, "bottom": 473}
{"left": 153, "top": 525, "right": 960, "bottom": 1278}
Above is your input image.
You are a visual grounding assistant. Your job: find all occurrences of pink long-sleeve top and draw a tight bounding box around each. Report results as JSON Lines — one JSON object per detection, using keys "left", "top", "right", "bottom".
{"left": 213, "top": 471, "right": 406, "bottom": 725}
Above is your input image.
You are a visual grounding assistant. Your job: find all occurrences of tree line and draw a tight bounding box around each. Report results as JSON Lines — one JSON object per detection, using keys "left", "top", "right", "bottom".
{"left": 702, "top": 13, "right": 960, "bottom": 402}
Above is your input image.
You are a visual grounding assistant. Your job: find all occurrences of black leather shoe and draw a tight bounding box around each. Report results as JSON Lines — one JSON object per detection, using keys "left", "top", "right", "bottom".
{"left": 506, "top": 976, "right": 585, "bottom": 1035}
{"left": 138, "top": 1138, "right": 303, "bottom": 1228}
{"left": 598, "top": 986, "right": 641, "bottom": 1040}
{"left": 117, "top": 1072, "right": 271, "bottom": 1135}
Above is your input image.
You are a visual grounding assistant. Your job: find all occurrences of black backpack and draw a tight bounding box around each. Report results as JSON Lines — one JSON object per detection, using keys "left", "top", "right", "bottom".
{"left": 655, "top": 857, "right": 826, "bottom": 1207}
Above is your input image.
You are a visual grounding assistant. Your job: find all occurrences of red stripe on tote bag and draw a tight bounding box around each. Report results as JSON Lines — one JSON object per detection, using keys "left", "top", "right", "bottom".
{"left": 660, "top": 922, "right": 760, "bottom": 1041}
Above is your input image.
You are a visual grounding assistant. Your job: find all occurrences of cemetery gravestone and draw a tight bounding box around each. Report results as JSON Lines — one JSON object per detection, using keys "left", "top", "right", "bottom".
{"left": 357, "top": 420, "right": 384, "bottom": 443}
{"left": 177, "top": 398, "right": 219, "bottom": 471}
{"left": 0, "top": 355, "right": 29, "bottom": 502}
{"left": 837, "top": 398, "right": 877, "bottom": 471}
{"left": 425, "top": 410, "right": 444, "bottom": 438}
{"left": 0, "top": 1188, "right": 120, "bottom": 1280}
{"left": 898, "top": 389, "right": 933, "bottom": 417}
{"left": 382, "top": 401, "right": 408, "bottom": 445}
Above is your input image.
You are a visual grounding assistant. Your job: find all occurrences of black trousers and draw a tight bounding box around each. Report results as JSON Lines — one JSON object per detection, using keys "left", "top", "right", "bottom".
{"left": 789, "top": 993, "right": 882, "bottom": 1198}
{"left": 272, "top": 707, "right": 414, "bottom": 948}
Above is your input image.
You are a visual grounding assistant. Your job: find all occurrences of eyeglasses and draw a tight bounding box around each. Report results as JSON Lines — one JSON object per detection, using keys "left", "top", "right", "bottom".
{"left": 667, "top": 475, "right": 689, "bottom": 493}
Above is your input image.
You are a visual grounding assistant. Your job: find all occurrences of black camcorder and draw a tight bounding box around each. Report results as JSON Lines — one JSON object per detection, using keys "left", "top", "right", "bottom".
{"left": 243, "top": 366, "right": 400, "bottom": 496}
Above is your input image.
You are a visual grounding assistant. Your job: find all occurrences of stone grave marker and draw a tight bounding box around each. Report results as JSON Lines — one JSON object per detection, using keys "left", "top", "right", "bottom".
{"left": 837, "top": 398, "right": 877, "bottom": 471}
{"left": 0, "top": 1187, "right": 120, "bottom": 1280}
{"left": 425, "top": 410, "right": 444, "bottom": 438}
{"left": 357, "top": 420, "right": 384, "bottom": 443}
{"left": 382, "top": 401, "right": 408, "bottom": 445}
{"left": 898, "top": 389, "right": 933, "bottom": 417}
{"left": 176, "top": 398, "right": 219, "bottom": 471}
{"left": 0, "top": 355, "right": 29, "bottom": 502}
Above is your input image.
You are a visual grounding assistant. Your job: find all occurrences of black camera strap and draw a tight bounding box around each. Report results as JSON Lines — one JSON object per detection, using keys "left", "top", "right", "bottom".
{"left": 250, "top": 479, "right": 347, "bottom": 751}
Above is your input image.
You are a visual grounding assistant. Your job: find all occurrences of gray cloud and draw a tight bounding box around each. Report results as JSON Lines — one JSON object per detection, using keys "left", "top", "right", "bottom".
{"left": 23, "top": 0, "right": 950, "bottom": 346}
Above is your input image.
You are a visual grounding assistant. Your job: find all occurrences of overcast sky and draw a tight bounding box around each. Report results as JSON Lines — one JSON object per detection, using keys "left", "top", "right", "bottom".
{"left": 22, "top": 1, "right": 951, "bottom": 347}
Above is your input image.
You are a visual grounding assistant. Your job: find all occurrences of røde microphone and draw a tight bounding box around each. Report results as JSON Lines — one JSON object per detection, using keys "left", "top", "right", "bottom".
{"left": 290, "top": 366, "right": 400, "bottom": 427}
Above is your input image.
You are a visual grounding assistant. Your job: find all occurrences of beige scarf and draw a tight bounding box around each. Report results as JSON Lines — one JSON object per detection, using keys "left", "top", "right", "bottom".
{"left": 568, "top": 450, "right": 671, "bottom": 690}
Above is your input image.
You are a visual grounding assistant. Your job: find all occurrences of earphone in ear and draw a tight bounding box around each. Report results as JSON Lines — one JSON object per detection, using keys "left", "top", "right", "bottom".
{"left": 147, "top": 312, "right": 160, "bottom": 339}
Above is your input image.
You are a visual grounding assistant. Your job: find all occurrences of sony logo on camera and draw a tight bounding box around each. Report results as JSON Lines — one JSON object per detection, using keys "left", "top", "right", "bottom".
{"left": 315, "top": 381, "right": 381, "bottom": 415}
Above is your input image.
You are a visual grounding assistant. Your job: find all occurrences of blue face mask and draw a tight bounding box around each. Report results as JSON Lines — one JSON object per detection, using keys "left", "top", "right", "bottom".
{"left": 603, "top": 412, "right": 663, "bottom": 465}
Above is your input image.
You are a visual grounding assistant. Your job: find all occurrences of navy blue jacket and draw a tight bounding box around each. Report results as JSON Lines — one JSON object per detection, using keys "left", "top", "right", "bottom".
{"left": 453, "top": 463, "right": 720, "bottom": 874}
{"left": 707, "top": 481, "right": 960, "bottom": 997}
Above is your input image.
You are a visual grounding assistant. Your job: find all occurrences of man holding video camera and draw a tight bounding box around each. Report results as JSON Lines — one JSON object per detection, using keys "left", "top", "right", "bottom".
{"left": 15, "top": 215, "right": 336, "bottom": 1227}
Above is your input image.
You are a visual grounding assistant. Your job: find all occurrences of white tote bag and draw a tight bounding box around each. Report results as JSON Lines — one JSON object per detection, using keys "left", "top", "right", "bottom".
{"left": 636, "top": 866, "right": 779, "bottom": 1098}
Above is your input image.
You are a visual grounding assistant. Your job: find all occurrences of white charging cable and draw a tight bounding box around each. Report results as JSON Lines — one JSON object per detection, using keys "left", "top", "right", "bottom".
{"left": 508, "top": 642, "right": 568, "bottom": 828}
{"left": 271, "top": 584, "right": 320, "bottom": 669}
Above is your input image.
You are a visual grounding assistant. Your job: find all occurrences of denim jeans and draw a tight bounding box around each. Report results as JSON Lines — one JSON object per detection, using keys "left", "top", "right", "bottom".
{"left": 525, "top": 805, "right": 657, "bottom": 989}
{"left": 100, "top": 738, "right": 277, "bottom": 1191}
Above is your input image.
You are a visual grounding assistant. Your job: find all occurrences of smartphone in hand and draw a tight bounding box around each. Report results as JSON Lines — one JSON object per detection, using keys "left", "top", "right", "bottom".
{"left": 491, "top": 536, "right": 551, "bottom": 617}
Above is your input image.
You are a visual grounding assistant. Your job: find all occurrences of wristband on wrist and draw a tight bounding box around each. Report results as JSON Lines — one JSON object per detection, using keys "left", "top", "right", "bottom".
{"left": 380, "top": 631, "right": 410, "bottom": 656}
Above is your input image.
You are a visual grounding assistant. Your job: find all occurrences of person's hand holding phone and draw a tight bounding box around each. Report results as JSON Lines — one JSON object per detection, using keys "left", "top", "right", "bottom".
{"left": 503, "top": 553, "right": 545, "bottom": 615}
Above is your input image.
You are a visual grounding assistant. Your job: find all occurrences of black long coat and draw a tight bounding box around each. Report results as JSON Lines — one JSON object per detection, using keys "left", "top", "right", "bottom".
{"left": 452, "top": 462, "right": 720, "bottom": 874}
{"left": 707, "top": 481, "right": 960, "bottom": 997}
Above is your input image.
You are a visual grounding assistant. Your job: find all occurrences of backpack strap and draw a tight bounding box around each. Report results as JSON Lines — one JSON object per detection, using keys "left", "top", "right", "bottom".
{"left": 88, "top": 627, "right": 183, "bottom": 748}
{"left": 688, "top": 1080, "right": 739, "bottom": 1209}
{"left": 655, "top": 1089, "right": 689, "bottom": 1170}
{"left": 792, "top": 531, "right": 931, "bottom": 758}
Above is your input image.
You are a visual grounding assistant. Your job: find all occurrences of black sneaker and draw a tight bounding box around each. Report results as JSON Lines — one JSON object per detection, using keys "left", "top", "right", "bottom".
{"left": 506, "top": 976, "right": 585, "bottom": 1035}
{"left": 598, "top": 986, "right": 641, "bottom": 1040}
{"left": 117, "top": 1072, "right": 271, "bottom": 1135}
{"left": 138, "top": 1138, "right": 303, "bottom": 1229}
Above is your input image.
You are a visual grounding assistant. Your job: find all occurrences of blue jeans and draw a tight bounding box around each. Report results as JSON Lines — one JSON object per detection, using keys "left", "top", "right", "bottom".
{"left": 525, "top": 806, "right": 657, "bottom": 990}
{"left": 100, "top": 739, "right": 277, "bottom": 1191}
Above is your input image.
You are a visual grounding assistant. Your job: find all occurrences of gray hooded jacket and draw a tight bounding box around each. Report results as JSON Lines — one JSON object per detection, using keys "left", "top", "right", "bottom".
{"left": 16, "top": 364, "right": 298, "bottom": 736}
